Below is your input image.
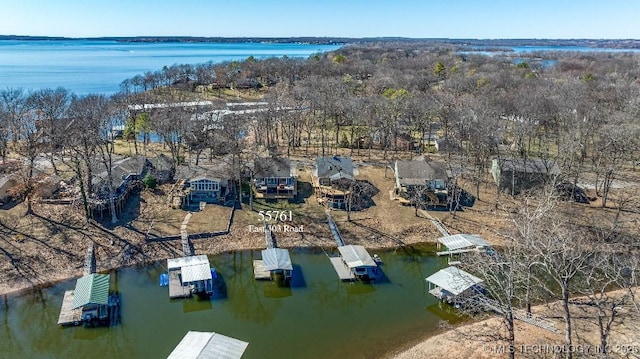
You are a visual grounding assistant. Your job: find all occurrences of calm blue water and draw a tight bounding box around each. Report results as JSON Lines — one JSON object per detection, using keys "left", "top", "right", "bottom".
{"left": 511, "top": 45, "right": 640, "bottom": 53}
{"left": 0, "top": 40, "right": 341, "bottom": 95}
{"left": 462, "top": 45, "right": 640, "bottom": 57}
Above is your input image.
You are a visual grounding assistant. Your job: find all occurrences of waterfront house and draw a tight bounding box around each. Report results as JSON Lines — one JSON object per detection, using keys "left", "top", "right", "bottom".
{"left": 312, "top": 156, "right": 355, "bottom": 209}
{"left": 90, "top": 156, "right": 147, "bottom": 218}
{"left": 393, "top": 159, "right": 450, "bottom": 206}
{"left": 167, "top": 255, "right": 215, "bottom": 299}
{"left": 91, "top": 156, "right": 146, "bottom": 198}
{"left": 146, "top": 154, "right": 175, "bottom": 183}
{"left": 174, "top": 161, "right": 234, "bottom": 209}
{"left": 425, "top": 266, "right": 484, "bottom": 304}
{"left": 337, "top": 245, "right": 378, "bottom": 281}
{"left": 185, "top": 175, "right": 225, "bottom": 204}
{"left": 252, "top": 157, "right": 297, "bottom": 199}
{"left": 168, "top": 331, "right": 249, "bottom": 359}
{"left": 491, "top": 157, "right": 561, "bottom": 195}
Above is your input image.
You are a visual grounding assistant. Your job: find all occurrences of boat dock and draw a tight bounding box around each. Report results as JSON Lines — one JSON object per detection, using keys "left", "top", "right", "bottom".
{"left": 253, "top": 260, "right": 271, "bottom": 280}
{"left": 57, "top": 290, "right": 82, "bottom": 326}
{"left": 253, "top": 222, "right": 294, "bottom": 282}
{"left": 168, "top": 269, "right": 191, "bottom": 298}
{"left": 168, "top": 331, "right": 249, "bottom": 359}
{"left": 166, "top": 255, "right": 215, "bottom": 299}
{"left": 329, "top": 257, "right": 355, "bottom": 281}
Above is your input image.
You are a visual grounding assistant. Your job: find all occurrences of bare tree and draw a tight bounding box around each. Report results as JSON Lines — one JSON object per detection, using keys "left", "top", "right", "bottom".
{"left": 532, "top": 220, "right": 596, "bottom": 359}
{"left": 28, "top": 87, "right": 71, "bottom": 175}
{"left": 578, "top": 249, "right": 640, "bottom": 357}
{"left": 64, "top": 94, "right": 108, "bottom": 222}
{"left": 458, "top": 244, "right": 523, "bottom": 359}
{"left": 5, "top": 89, "right": 43, "bottom": 215}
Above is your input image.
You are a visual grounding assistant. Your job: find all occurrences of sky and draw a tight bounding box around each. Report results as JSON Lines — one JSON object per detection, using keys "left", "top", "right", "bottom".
{"left": 1, "top": 0, "right": 639, "bottom": 39}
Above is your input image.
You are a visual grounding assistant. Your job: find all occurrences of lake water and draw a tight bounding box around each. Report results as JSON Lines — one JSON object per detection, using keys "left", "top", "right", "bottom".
{"left": 0, "top": 40, "right": 341, "bottom": 95}
{"left": 0, "top": 246, "right": 461, "bottom": 359}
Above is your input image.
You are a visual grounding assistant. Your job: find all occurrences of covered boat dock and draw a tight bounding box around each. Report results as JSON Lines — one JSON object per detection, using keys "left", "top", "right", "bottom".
{"left": 167, "top": 330, "right": 249, "bottom": 359}
{"left": 167, "top": 255, "right": 214, "bottom": 299}
{"left": 335, "top": 245, "right": 378, "bottom": 281}
{"left": 425, "top": 266, "right": 484, "bottom": 304}
{"left": 436, "top": 234, "right": 490, "bottom": 263}
{"left": 260, "top": 248, "right": 293, "bottom": 280}
{"left": 252, "top": 222, "right": 294, "bottom": 282}
{"left": 58, "top": 273, "right": 119, "bottom": 327}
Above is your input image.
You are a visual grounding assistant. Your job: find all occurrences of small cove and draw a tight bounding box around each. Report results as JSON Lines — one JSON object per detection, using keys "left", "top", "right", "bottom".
{"left": 0, "top": 245, "right": 463, "bottom": 358}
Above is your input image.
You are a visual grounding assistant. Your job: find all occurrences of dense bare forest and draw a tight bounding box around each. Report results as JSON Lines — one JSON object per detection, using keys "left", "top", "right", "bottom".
{"left": 2, "top": 41, "right": 640, "bottom": 358}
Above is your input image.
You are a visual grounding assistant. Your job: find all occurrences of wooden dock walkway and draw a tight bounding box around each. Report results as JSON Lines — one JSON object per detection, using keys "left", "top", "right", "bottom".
{"left": 57, "top": 290, "right": 82, "bottom": 326}
{"left": 326, "top": 212, "right": 345, "bottom": 247}
{"left": 418, "top": 209, "right": 451, "bottom": 237}
{"left": 168, "top": 270, "right": 191, "bottom": 299}
{"left": 479, "top": 296, "right": 559, "bottom": 333}
{"left": 264, "top": 222, "right": 275, "bottom": 249}
{"left": 252, "top": 260, "right": 271, "bottom": 280}
{"left": 83, "top": 241, "right": 95, "bottom": 275}
{"left": 329, "top": 257, "right": 355, "bottom": 281}
{"left": 180, "top": 212, "right": 193, "bottom": 257}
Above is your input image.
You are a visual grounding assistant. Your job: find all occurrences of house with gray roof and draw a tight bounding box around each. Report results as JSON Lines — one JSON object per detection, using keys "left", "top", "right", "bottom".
{"left": 394, "top": 159, "right": 450, "bottom": 206}
{"left": 91, "top": 156, "right": 147, "bottom": 199}
{"left": 313, "top": 156, "right": 355, "bottom": 185}
{"left": 176, "top": 160, "right": 234, "bottom": 208}
{"left": 252, "top": 157, "right": 296, "bottom": 199}
{"left": 311, "top": 156, "right": 356, "bottom": 209}
{"left": 491, "top": 157, "right": 561, "bottom": 194}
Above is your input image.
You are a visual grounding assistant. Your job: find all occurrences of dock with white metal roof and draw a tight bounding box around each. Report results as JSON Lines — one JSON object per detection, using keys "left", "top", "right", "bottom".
{"left": 324, "top": 212, "right": 380, "bottom": 281}
{"left": 167, "top": 331, "right": 249, "bottom": 359}
{"left": 328, "top": 257, "right": 356, "bottom": 281}
{"left": 425, "top": 266, "right": 484, "bottom": 302}
{"left": 426, "top": 266, "right": 559, "bottom": 333}
{"left": 436, "top": 234, "right": 490, "bottom": 256}
{"left": 253, "top": 222, "right": 294, "bottom": 281}
{"left": 167, "top": 255, "right": 214, "bottom": 298}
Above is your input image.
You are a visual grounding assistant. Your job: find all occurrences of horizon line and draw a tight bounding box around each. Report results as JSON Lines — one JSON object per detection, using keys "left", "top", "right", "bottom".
{"left": 1, "top": 35, "right": 639, "bottom": 41}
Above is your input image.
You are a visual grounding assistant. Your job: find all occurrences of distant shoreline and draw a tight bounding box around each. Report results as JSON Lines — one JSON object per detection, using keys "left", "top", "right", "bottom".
{"left": 2, "top": 35, "right": 640, "bottom": 48}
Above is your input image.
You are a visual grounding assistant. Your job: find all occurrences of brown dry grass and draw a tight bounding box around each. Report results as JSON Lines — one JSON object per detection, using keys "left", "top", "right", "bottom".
{"left": 331, "top": 164, "right": 442, "bottom": 247}
{"left": 1, "top": 155, "right": 639, "bottom": 358}
{"left": 389, "top": 289, "right": 640, "bottom": 359}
